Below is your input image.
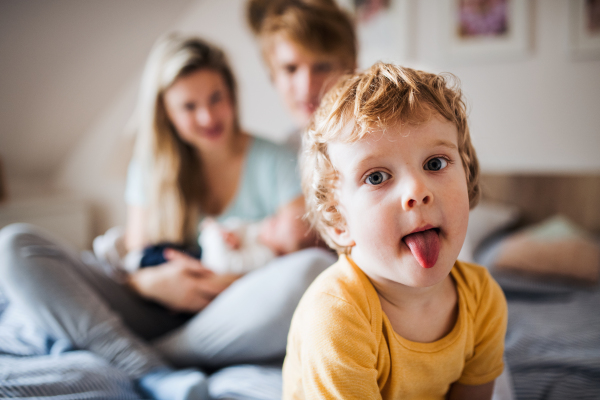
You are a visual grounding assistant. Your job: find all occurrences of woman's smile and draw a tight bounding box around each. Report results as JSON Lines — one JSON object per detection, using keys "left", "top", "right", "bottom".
{"left": 164, "top": 68, "right": 236, "bottom": 151}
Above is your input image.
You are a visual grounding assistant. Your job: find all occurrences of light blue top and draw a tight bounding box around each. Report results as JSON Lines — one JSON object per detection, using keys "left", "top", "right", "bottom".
{"left": 125, "top": 136, "right": 302, "bottom": 226}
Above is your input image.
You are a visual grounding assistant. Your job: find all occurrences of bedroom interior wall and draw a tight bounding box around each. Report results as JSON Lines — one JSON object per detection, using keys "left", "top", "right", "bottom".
{"left": 6, "top": 0, "right": 599, "bottom": 241}
{"left": 54, "top": 0, "right": 294, "bottom": 237}
{"left": 407, "top": 0, "right": 600, "bottom": 174}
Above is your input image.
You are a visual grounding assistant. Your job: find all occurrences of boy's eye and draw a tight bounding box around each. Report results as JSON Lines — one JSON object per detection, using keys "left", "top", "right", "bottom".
{"left": 184, "top": 102, "right": 195, "bottom": 111}
{"left": 424, "top": 157, "right": 448, "bottom": 171}
{"left": 365, "top": 171, "right": 390, "bottom": 185}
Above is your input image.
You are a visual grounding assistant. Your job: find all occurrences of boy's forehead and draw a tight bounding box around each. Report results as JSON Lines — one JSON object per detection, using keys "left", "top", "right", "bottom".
{"left": 327, "top": 115, "right": 459, "bottom": 164}
{"left": 332, "top": 112, "right": 454, "bottom": 145}
{"left": 327, "top": 128, "right": 393, "bottom": 170}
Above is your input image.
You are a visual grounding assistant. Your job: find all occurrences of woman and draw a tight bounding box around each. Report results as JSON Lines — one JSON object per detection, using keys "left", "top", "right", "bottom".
{"left": 0, "top": 34, "right": 334, "bottom": 400}
{"left": 247, "top": 0, "right": 357, "bottom": 149}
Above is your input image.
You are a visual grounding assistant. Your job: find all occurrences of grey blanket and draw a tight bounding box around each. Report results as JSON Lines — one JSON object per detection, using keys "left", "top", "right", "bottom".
{"left": 5, "top": 242, "right": 597, "bottom": 400}
{"left": 0, "top": 290, "right": 281, "bottom": 400}
{"left": 479, "top": 240, "right": 600, "bottom": 400}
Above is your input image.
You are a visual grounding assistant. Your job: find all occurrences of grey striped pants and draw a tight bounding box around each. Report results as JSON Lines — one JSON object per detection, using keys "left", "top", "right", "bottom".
{"left": 0, "top": 223, "right": 335, "bottom": 379}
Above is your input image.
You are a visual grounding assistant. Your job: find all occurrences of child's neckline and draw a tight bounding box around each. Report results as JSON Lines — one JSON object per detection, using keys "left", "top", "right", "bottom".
{"left": 383, "top": 278, "right": 464, "bottom": 352}
{"left": 343, "top": 254, "right": 464, "bottom": 351}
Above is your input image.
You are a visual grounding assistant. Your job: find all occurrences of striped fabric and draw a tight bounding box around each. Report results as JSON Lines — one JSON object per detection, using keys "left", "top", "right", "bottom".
{"left": 0, "top": 291, "right": 284, "bottom": 399}
{"left": 3, "top": 258, "right": 599, "bottom": 400}
{"left": 0, "top": 353, "right": 141, "bottom": 399}
{"left": 0, "top": 290, "right": 142, "bottom": 399}
{"left": 502, "top": 279, "right": 600, "bottom": 400}
{"left": 478, "top": 236, "right": 600, "bottom": 400}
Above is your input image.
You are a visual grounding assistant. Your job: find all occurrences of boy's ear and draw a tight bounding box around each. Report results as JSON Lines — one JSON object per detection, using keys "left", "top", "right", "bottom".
{"left": 326, "top": 224, "right": 355, "bottom": 248}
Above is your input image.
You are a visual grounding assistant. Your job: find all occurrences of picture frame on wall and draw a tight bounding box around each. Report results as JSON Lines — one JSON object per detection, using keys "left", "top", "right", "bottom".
{"left": 569, "top": 0, "right": 600, "bottom": 60}
{"left": 442, "top": 0, "right": 531, "bottom": 63}
{"left": 336, "top": 0, "right": 411, "bottom": 68}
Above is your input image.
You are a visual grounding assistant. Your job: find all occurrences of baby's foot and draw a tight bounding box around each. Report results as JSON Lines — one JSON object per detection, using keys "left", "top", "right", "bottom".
{"left": 137, "top": 367, "right": 210, "bottom": 400}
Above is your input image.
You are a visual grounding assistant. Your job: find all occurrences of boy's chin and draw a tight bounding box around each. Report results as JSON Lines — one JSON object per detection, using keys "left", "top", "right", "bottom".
{"left": 395, "top": 254, "right": 456, "bottom": 288}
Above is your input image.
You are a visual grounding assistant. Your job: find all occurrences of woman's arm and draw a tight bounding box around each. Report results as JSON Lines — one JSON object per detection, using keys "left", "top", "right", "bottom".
{"left": 125, "top": 206, "right": 239, "bottom": 312}
{"left": 128, "top": 249, "right": 240, "bottom": 312}
{"left": 125, "top": 204, "right": 148, "bottom": 252}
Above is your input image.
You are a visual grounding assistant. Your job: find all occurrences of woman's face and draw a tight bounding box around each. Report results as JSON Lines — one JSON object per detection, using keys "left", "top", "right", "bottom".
{"left": 268, "top": 35, "right": 345, "bottom": 128}
{"left": 163, "top": 68, "right": 236, "bottom": 152}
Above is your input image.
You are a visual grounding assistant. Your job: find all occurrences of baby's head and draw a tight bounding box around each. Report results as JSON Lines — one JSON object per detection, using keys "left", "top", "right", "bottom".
{"left": 258, "top": 204, "right": 318, "bottom": 256}
{"left": 302, "top": 63, "right": 479, "bottom": 285}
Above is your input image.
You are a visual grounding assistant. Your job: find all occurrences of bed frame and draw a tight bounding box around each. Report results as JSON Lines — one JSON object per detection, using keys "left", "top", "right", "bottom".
{"left": 480, "top": 173, "right": 600, "bottom": 232}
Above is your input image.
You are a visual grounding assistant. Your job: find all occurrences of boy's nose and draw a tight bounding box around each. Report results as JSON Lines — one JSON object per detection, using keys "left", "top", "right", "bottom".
{"left": 402, "top": 177, "right": 433, "bottom": 211}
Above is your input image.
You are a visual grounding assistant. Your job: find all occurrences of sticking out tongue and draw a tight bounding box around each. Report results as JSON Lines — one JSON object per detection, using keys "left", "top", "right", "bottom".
{"left": 403, "top": 229, "right": 440, "bottom": 269}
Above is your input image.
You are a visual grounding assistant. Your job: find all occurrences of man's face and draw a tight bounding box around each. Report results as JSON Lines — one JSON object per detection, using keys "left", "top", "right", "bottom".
{"left": 269, "top": 35, "right": 345, "bottom": 128}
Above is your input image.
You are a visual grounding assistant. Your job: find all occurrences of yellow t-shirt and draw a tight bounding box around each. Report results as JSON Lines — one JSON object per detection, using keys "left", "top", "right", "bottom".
{"left": 283, "top": 255, "right": 508, "bottom": 400}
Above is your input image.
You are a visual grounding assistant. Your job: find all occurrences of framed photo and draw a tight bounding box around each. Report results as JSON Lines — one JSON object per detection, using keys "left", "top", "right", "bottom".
{"left": 337, "top": 0, "right": 411, "bottom": 68}
{"left": 442, "top": 0, "right": 531, "bottom": 63}
{"left": 569, "top": 0, "right": 600, "bottom": 60}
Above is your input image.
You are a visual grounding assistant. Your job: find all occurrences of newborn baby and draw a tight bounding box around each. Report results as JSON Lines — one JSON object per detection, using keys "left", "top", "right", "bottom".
{"left": 94, "top": 207, "right": 315, "bottom": 276}
{"left": 199, "top": 207, "right": 315, "bottom": 274}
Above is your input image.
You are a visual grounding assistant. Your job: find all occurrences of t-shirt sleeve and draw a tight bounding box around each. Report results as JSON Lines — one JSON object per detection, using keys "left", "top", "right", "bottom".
{"left": 283, "top": 292, "right": 382, "bottom": 400}
{"left": 458, "top": 272, "right": 508, "bottom": 385}
{"left": 124, "top": 159, "right": 149, "bottom": 206}
{"left": 219, "top": 138, "right": 303, "bottom": 222}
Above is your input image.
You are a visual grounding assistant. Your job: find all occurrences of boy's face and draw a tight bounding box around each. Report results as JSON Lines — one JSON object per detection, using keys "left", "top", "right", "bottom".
{"left": 327, "top": 114, "right": 470, "bottom": 288}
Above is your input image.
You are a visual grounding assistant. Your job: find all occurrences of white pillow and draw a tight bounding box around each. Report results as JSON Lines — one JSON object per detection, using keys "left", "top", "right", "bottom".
{"left": 458, "top": 201, "right": 520, "bottom": 263}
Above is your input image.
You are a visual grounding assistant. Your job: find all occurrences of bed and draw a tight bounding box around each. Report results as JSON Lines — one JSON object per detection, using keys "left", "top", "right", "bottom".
{"left": 463, "top": 173, "right": 600, "bottom": 400}
{"left": 0, "top": 173, "right": 599, "bottom": 399}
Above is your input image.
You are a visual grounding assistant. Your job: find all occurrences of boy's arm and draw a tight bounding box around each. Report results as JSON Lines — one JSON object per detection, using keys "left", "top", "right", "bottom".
{"left": 446, "top": 381, "right": 495, "bottom": 400}
{"left": 284, "top": 292, "right": 382, "bottom": 400}
{"left": 457, "top": 269, "right": 508, "bottom": 389}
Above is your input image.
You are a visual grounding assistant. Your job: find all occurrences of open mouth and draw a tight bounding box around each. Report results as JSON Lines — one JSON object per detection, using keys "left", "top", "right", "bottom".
{"left": 402, "top": 227, "right": 441, "bottom": 269}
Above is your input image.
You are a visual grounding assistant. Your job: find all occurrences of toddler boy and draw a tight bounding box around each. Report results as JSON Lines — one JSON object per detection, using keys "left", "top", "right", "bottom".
{"left": 282, "top": 63, "right": 507, "bottom": 399}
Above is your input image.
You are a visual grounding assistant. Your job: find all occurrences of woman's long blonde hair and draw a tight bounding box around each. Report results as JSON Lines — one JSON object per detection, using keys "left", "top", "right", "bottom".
{"left": 132, "top": 33, "right": 239, "bottom": 245}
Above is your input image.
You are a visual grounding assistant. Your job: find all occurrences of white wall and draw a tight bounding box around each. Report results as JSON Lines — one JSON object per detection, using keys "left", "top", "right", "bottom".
{"left": 6, "top": 0, "right": 600, "bottom": 239}
{"left": 55, "top": 0, "right": 295, "bottom": 236}
{"left": 357, "top": 0, "right": 600, "bottom": 173}
{"left": 0, "top": 0, "right": 194, "bottom": 183}
{"left": 415, "top": 0, "right": 600, "bottom": 173}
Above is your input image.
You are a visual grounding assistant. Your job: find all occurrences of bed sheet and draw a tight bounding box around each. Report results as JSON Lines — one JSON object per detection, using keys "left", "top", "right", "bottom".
{"left": 478, "top": 237, "right": 600, "bottom": 400}
{"left": 0, "top": 284, "right": 513, "bottom": 399}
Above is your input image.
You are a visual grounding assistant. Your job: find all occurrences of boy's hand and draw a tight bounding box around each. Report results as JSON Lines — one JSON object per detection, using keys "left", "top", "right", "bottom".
{"left": 128, "top": 249, "right": 240, "bottom": 313}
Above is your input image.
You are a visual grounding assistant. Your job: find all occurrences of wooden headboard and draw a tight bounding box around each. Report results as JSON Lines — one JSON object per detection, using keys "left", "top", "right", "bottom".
{"left": 480, "top": 173, "right": 600, "bottom": 232}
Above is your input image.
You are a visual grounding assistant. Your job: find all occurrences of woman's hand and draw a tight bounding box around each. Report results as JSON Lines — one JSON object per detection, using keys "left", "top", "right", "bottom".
{"left": 128, "top": 249, "right": 241, "bottom": 313}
